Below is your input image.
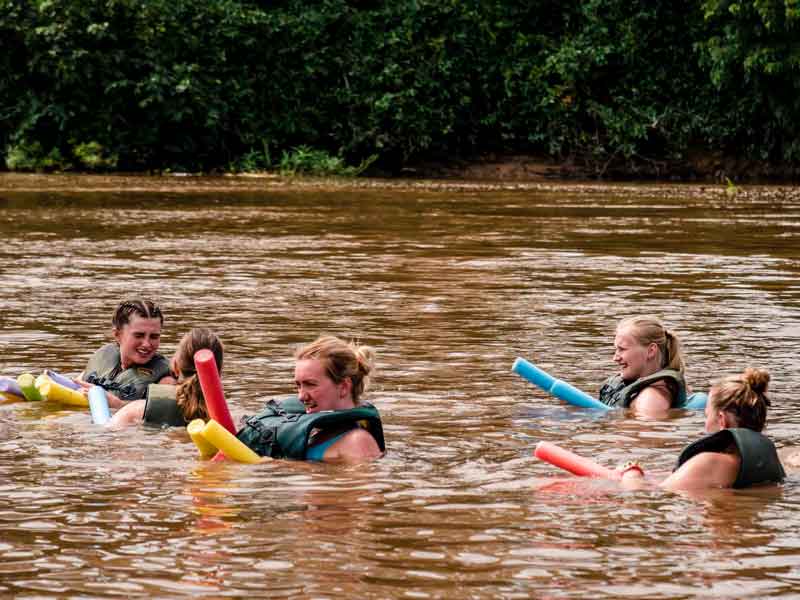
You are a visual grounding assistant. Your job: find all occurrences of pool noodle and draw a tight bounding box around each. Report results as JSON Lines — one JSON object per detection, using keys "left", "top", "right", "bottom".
{"left": 88, "top": 386, "right": 111, "bottom": 425}
{"left": 36, "top": 376, "right": 90, "bottom": 407}
{"left": 44, "top": 370, "right": 82, "bottom": 391}
{"left": 0, "top": 377, "right": 25, "bottom": 400}
{"left": 200, "top": 419, "right": 262, "bottom": 464}
{"left": 17, "top": 374, "right": 44, "bottom": 401}
{"left": 194, "top": 349, "right": 236, "bottom": 434}
{"left": 187, "top": 419, "right": 218, "bottom": 459}
{"left": 512, "top": 357, "right": 610, "bottom": 410}
{"left": 684, "top": 392, "right": 707, "bottom": 410}
{"left": 534, "top": 441, "right": 619, "bottom": 479}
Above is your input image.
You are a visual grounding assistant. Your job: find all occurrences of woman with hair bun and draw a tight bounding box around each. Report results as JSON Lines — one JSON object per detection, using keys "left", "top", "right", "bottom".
{"left": 236, "top": 335, "right": 385, "bottom": 463}
{"left": 599, "top": 315, "right": 689, "bottom": 416}
{"left": 619, "top": 367, "right": 785, "bottom": 490}
{"left": 106, "top": 328, "right": 224, "bottom": 428}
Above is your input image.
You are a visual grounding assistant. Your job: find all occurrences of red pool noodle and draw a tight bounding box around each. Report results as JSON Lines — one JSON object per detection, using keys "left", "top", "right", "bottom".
{"left": 534, "top": 441, "right": 619, "bottom": 479}
{"left": 194, "top": 349, "right": 236, "bottom": 435}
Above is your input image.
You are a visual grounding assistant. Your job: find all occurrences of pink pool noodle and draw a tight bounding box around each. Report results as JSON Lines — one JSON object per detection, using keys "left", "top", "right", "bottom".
{"left": 534, "top": 441, "right": 619, "bottom": 479}
{"left": 194, "top": 349, "right": 236, "bottom": 435}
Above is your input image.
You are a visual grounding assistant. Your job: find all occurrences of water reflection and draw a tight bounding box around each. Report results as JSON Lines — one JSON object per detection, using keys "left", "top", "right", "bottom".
{"left": 0, "top": 174, "right": 799, "bottom": 597}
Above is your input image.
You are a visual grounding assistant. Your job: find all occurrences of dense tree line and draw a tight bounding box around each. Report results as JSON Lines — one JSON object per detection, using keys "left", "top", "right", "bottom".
{"left": 1, "top": 0, "right": 798, "bottom": 176}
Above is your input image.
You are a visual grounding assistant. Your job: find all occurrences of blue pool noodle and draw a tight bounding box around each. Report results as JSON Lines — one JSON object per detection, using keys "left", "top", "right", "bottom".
{"left": 512, "top": 357, "right": 610, "bottom": 411}
{"left": 88, "top": 386, "right": 111, "bottom": 425}
{"left": 45, "top": 370, "right": 82, "bottom": 391}
{"left": 684, "top": 392, "right": 708, "bottom": 410}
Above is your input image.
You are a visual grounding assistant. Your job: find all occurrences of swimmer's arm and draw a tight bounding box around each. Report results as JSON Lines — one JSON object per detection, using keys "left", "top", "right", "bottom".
{"left": 630, "top": 385, "right": 672, "bottom": 418}
{"left": 658, "top": 452, "right": 739, "bottom": 491}
{"left": 106, "top": 400, "right": 146, "bottom": 428}
{"left": 325, "top": 428, "right": 382, "bottom": 463}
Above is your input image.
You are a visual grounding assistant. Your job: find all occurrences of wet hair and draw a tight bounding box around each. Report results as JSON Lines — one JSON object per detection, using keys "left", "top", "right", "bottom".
{"left": 710, "top": 367, "right": 771, "bottom": 432}
{"left": 617, "top": 315, "right": 685, "bottom": 373}
{"left": 112, "top": 299, "right": 164, "bottom": 330}
{"left": 173, "top": 328, "right": 224, "bottom": 422}
{"left": 294, "top": 335, "right": 375, "bottom": 404}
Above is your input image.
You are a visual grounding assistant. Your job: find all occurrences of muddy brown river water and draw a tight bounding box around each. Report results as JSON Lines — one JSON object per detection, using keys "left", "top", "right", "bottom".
{"left": 0, "top": 173, "right": 799, "bottom": 598}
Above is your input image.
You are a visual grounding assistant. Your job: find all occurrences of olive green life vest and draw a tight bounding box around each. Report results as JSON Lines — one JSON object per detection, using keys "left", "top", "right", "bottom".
{"left": 143, "top": 384, "right": 187, "bottom": 428}
{"left": 83, "top": 343, "right": 171, "bottom": 401}
{"left": 675, "top": 428, "right": 786, "bottom": 488}
{"left": 598, "top": 369, "right": 687, "bottom": 408}
{"left": 236, "top": 395, "right": 385, "bottom": 460}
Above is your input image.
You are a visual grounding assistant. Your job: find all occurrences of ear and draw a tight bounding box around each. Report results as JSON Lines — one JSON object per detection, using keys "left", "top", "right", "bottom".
{"left": 717, "top": 410, "right": 730, "bottom": 430}
{"left": 646, "top": 342, "right": 659, "bottom": 362}
{"left": 338, "top": 377, "right": 353, "bottom": 400}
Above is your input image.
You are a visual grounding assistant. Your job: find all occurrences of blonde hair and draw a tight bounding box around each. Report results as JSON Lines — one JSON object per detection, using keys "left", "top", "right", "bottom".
{"left": 174, "top": 328, "right": 224, "bottom": 421}
{"left": 710, "top": 367, "right": 771, "bottom": 432}
{"left": 294, "top": 335, "right": 375, "bottom": 404}
{"left": 617, "top": 315, "right": 685, "bottom": 373}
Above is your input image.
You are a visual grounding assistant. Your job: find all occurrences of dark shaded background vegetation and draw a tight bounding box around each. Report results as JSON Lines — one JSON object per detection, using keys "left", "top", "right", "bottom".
{"left": 1, "top": 0, "right": 798, "bottom": 178}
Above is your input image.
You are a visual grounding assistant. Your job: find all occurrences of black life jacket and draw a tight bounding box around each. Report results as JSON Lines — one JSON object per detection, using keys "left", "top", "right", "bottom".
{"left": 83, "top": 343, "right": 171, "bottom": 401}
{"left": 236, "top": 395, "right": 385, "bottom": 460}
{"left": 675, "top": 428, "right": 786, "bottom": 488}
{"left": 598, "top": 369, "right": 687, "bottom": 408}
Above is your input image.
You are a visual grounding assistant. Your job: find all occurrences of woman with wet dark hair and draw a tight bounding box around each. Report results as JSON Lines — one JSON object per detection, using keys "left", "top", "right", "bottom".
{"left": 79, "top": 299, "right": 175, "bottom": 407}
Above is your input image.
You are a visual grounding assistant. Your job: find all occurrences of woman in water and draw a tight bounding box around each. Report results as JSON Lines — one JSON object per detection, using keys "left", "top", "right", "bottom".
{"left": 599, "top": 315, "right": 688, "bottom": 416}
{"left": 619, "top": 367, "right": 785, "bottom": 490}
{"left": 106, "top": 328, "right": 223, "bottom": 428}
{"left": 236, "top": 335, "right": 385, "bottom": 463}
{"left": 80, "top": 299, "right": 175, "bottom": 407}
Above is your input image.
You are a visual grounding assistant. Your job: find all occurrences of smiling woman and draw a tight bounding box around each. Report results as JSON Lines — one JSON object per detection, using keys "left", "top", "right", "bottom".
{"left": 235, "top": 335, "right": 385, "bottom": 463}
{"left": 79, "top": 299, "right": 176, "bottom": 408}
{"left": 598, "top": 315, "right": 688, "bottom": 417}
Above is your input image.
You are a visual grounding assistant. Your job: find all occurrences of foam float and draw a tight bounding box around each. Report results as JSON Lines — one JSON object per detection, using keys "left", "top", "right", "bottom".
{"left": 88, "top": 386, "right": 111, "bottom": 425}
{"left": 534, "top": 441, "right": 619, "bottom": 479}
{"left": 0, "top": 377, "right": 26, "bottom": 403}
{"left": 36, "top": 373, "right": 89, "bottom": 407}
{"left": 188, "top": 418, "right": 262, "bottom": 464}
{"left": 512, "top": 357, "right": 708, "bottom": 410}
{"left": 17, "top": 373, "right": 44, "bottom": 401}
{"left": 194, "top": 349, "right": 236, "bottom": 434}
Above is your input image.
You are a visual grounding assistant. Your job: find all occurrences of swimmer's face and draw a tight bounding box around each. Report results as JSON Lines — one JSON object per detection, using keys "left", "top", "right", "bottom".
{"left": 613, "top": 328, "right": 657, "bottom": 381}
{"left": 294, "top": 358, "right": 353, "bottom": 413}
{"left": 114, "top": 314, "right": 162, "bottom": 369}
{"left": 704, "top": 391, "right": 728, "bottom": 433}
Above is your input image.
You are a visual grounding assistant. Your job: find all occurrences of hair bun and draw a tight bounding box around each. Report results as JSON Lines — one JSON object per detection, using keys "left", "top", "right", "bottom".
{"left": 353, "top": 344, "right": 376, "bottom": 376}
{"left": 743, "top": 367, "right": 770, "bottom": 393}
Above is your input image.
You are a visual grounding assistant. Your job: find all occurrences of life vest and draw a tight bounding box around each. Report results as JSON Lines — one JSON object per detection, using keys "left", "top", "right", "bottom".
{"left": 598, "top": 369, "right": 687, "bottom": 408}
{"left": 675, "top": 428, "right": 786, "bottom": 488}
{"left": 82, "top": 343, "right": 171, "bottom": 401}
{"left": 235, "top": 395, "right": 385, "bottom": 460}
{"left": 143, "top": 383, "right": 187, "bottom": 428}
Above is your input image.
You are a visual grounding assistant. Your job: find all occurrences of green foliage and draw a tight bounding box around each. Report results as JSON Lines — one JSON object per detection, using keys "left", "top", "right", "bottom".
{"left": 698, "top": 0, "right": 800, "bottom": 161}
{"left": 0, "top": 0, "right": 798, "bottom": 175}
{"left": 278, "top": 146, "right": 376, "bottom": 177}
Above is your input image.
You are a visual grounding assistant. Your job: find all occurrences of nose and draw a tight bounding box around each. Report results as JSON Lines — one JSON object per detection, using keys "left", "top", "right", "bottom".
{"left": 613, "top": 350, "right": 621, "bottom": 363}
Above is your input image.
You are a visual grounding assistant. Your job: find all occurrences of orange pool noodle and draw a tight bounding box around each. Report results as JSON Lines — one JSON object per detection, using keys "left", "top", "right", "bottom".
{"left": 534, "top": 441, "right": 618, "bottom": 479}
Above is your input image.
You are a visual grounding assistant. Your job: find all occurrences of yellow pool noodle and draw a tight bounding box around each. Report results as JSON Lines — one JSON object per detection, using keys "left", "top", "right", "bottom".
{"left": 201, "top": 419, "right": 262, "bottom": 464}
{"left": 37, "top": 377, "right": 89, "bottom": 407}
{"left": 17, "top": 373, "right": 44, "bottom": 401}
{"left": 187, "top": 418, "right": 218, "bottom": 459}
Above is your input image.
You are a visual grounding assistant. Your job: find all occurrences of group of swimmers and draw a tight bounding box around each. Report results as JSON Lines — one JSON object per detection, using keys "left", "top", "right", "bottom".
{"left": 75, "top": 299, "right": 384, "bottom": 463}
{"left": 596, "top": 315, "right": 785, "bottom": 490}
{"left": 70, "top": 299, "right": 786, "bottom": 489}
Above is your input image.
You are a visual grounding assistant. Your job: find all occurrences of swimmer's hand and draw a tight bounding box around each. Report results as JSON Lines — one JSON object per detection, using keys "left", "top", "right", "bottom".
{"left": 616, "top": 460, "right": 647, "bottom": 489}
